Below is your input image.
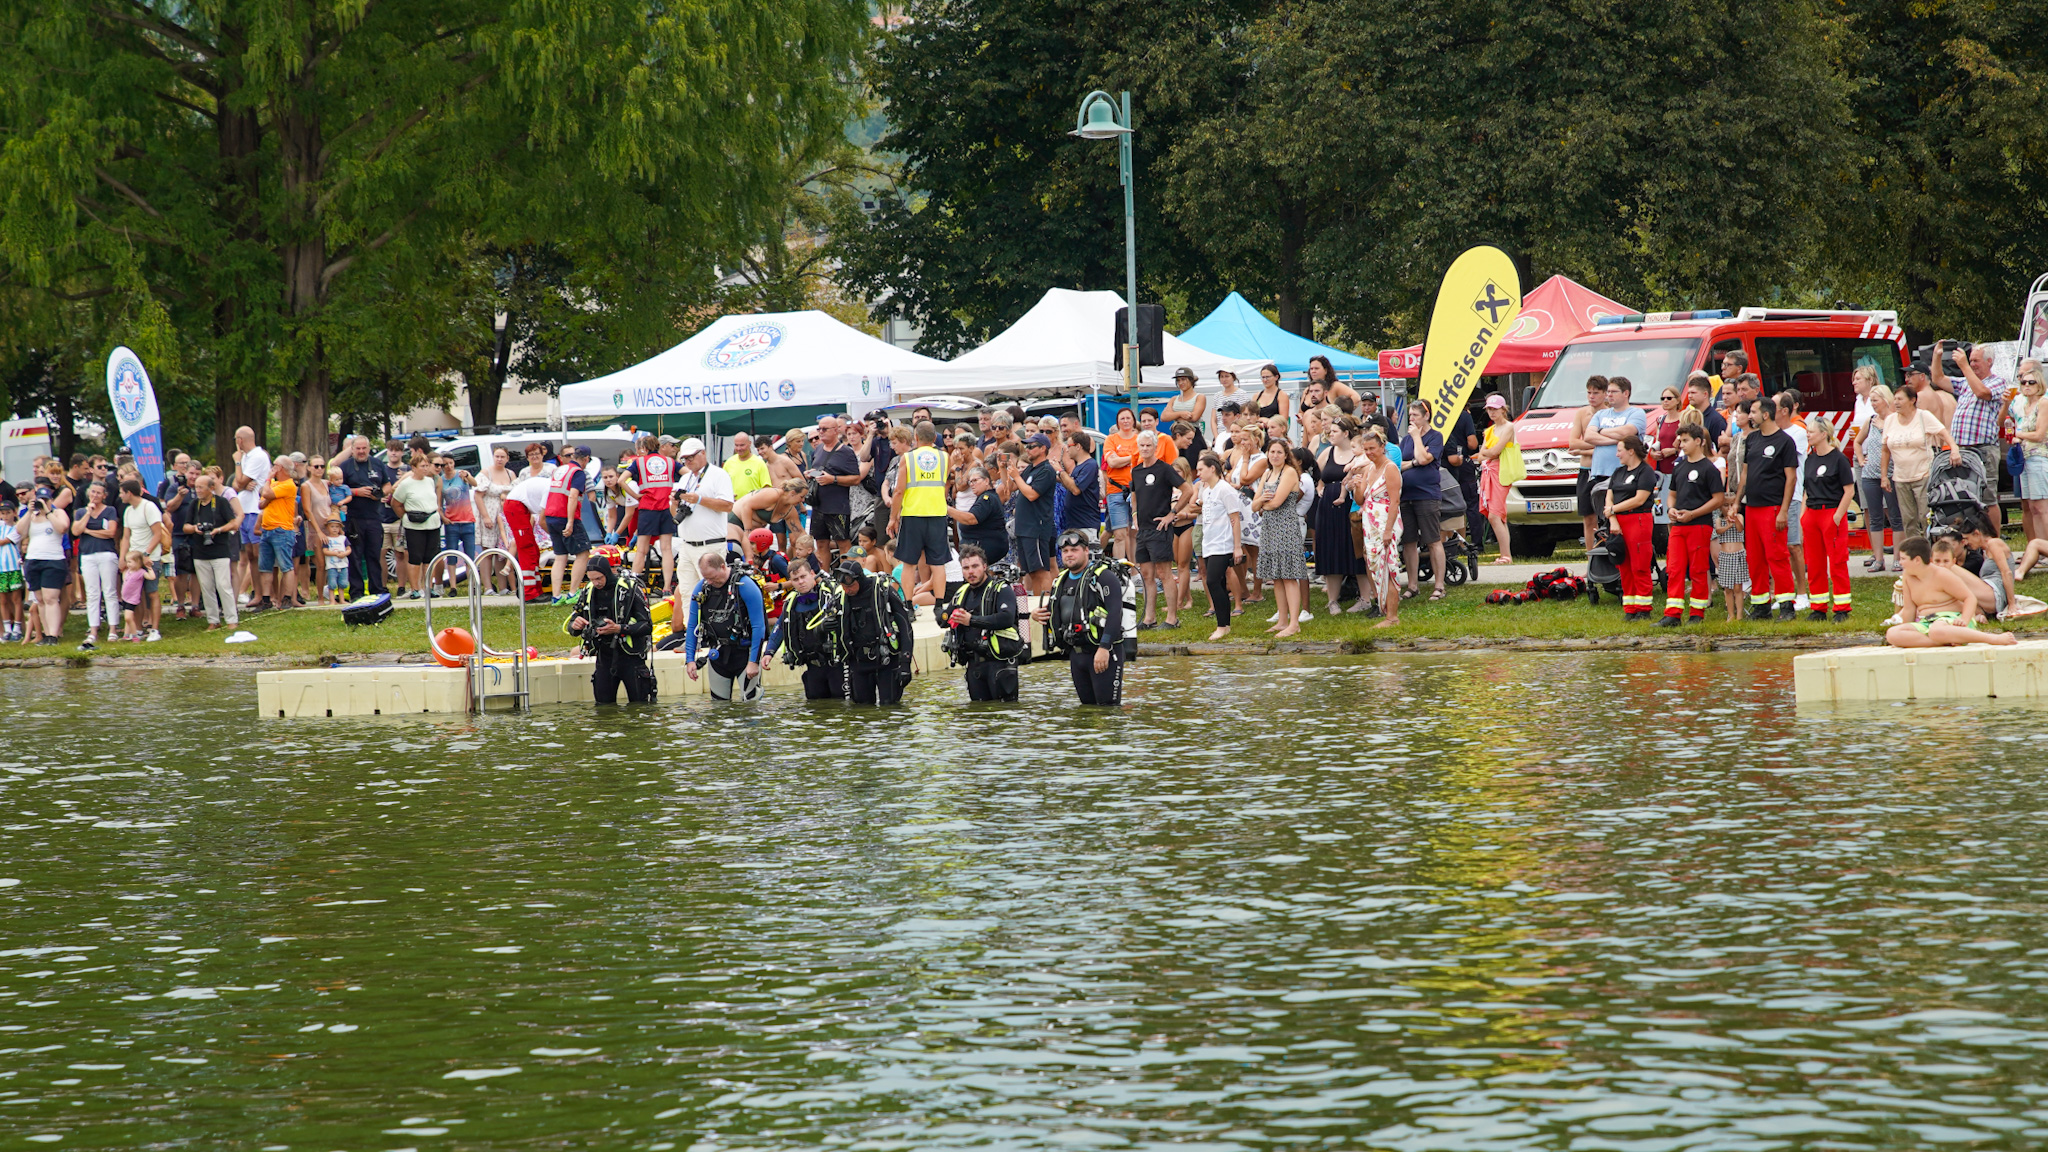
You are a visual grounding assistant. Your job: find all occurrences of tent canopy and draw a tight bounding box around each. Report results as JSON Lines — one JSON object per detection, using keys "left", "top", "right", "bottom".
{"left": 892, "top": 288, "right": 1266, "bottom": 399}
{"left": 1377, "top": 275, "right": 1634, "bottom": 379}
{"left": 1178, "top": 292, "right": 1378, "bottom": 377}
{"left": 559, "top": 310, "right": 940, "bottom": 420}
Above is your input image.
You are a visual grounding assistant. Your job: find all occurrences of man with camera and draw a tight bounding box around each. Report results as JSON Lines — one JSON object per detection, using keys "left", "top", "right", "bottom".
{"left": 943, "top": 544, "right": 1023, "bottom": 701}
{"left": 765, "top": 560, "right": 847, "bottom": 700}
{"left": 1944, "top": 342, "right": 2012, "bottom": 526}
{"left": 566, "top": 554, "right": 655, "bottom": 704}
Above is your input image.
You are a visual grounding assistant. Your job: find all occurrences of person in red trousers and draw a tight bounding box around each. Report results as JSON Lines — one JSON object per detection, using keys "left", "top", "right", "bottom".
{"left": 1660, "top": 423, "right": 1725, "bottom": 625}
{"left": 1739, "top": 398, "right": 1800, "bottom": 621}
{"left": 1800, "top": 420, "right": 1857, "bottom": 622}
{"left": 1605, "top": 433, "right": 1659, "bottom": 619}
{"left": 503, "top": 473, "right": 548, "bottom": 602}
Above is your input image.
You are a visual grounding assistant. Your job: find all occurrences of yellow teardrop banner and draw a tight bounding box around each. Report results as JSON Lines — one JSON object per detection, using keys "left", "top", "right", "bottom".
{"left": 1419, "top": 246, "right": 1521, "bottom": 439}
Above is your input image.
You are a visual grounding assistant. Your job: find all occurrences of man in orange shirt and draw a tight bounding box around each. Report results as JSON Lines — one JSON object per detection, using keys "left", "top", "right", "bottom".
{"left": 1102, "top": 408, "right": 1140, "bottom": 560}
{"left": 257, "top": 458, "right": 299, "bottom": 611}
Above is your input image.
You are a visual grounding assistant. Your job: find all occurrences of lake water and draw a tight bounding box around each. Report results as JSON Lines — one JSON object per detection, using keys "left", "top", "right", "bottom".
{"left": 3, "top": 655, "right": 2046, "bottom": 1150}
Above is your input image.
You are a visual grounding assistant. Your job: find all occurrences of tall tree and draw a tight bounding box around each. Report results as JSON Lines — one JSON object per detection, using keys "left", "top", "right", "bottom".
{"left": 1825, "top": 0, "right": 2048, "bottom": 341}
{"left": 0, "top": 0, "right": 865, "bottom": 459}
{"left": 832, "top": 0, "right": 1255, "bottom": 357}
{"left": 1167, "top": 0, "right": 1856, "bottom": 348}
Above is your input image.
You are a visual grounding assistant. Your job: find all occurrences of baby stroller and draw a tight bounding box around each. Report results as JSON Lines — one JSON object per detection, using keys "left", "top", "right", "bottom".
{"left": 1417, "top": 467, "right": 1481, "bottom": 586}
{"left": 1924, "top": 449, "right": 1988, "bottom": 533}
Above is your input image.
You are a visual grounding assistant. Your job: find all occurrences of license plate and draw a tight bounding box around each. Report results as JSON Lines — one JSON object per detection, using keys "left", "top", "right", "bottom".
{"left": 1525, "top": 498, "right": 1576, "bottom": 514}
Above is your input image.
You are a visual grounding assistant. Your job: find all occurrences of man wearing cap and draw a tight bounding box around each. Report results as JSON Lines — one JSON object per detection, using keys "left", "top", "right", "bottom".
{"left": 1013, "top": 433, "right": 1058, "bottom": 595}
{"left": 543, "top": 444, "right": 592, "bottom": 602}
{"left": 672, "top": 437, "right": 735, "bottom": 589}
{"left": 722, "top": 432, "right": 772, "bottom": 550}
{"left": 1358, "top": 392, "right": 1396, "bottom": 443}
{"left": 629, "top": 434, "right": 679, "bottom": 591}
{"left": 835, "top": 557, "right": 913, "bottom": 706}
{"left": 1032, "top": 529, "right": 1125, "bottom": 706}
{"left": 566, "top": 554, "right": 655, "bottom": 704}
{"left": 890, "top": 420, "right": 951, "bottom": 604}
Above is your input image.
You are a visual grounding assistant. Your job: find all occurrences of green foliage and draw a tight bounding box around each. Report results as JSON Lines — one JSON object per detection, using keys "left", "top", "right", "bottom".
{"left": 1826, "top": 0, "right": 2048, "bottom": 340}
{"left": 831, "top": 0, "right": 1256, "bottom": 356}
{"left": 0, "top": 0, "right": 867, "bottom": 459}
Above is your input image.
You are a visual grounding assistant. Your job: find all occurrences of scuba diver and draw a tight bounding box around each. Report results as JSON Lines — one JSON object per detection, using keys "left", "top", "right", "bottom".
{"left": 683, "top": 550, "right": 767, "bottom": 701}
{"left": 564, "top": 554, "right": 655, "bottom": 703}
{"left": 1033, "top": 529, "right": 1126, "bottom": 706}
{"left": 835, "top": 558, "right": 914, "bottom": 706}
{"left": 943, "top": 544, "right": 1023, "bottom": 701}
{"left": 763, "top": 560, "right": 848, "bottom": 701}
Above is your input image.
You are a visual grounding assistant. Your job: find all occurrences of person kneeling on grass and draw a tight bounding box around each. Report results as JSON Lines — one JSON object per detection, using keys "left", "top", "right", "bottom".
{"left": 1885, "top": 536, "right": 2018, "bottom": 648}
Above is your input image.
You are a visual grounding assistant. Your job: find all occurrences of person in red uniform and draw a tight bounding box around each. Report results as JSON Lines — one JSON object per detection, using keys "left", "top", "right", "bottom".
{"left": 1604, "top": 433, "right": 1659, "bottom": 619}
{"left": 629, "top": 434, "right": 679, "bottom": 592}
{"left": 1740, "top": 398, "right": 1800, "bottom": 621}
{"left": 1660, "top": 422, "right": 1725, "bottom": 625}
{"left": 503, "top": 472, "right": 549, "bottom": 602}
{"left": 1800, "top": 420, "right": 1858, "bottom": 622}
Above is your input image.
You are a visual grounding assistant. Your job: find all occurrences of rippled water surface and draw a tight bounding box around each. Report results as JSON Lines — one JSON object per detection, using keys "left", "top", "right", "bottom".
{"left": 5, "top": 655, "right": 2048, "bottom": 1150}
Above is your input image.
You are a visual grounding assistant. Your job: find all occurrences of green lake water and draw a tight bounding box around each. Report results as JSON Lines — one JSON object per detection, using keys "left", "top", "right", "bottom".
{"left": 3, "top": 655, "right": 2046, "bottom": 1150}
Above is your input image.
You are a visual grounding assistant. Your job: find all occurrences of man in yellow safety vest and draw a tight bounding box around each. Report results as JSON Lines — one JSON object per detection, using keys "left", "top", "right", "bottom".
{"left": 890, "top": 419, "right": 950, "bottom": 607}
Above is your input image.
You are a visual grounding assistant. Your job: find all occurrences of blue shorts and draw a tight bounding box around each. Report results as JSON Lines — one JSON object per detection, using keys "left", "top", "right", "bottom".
{"left": 1106, "top": 490, "right": 1133, "bottom": 530}
{"left": 239, "top": 511, "right": 262, "bottom": 545}
{"left": 1015, "top": 534, "right": 1054, "bottom": 574}
{"left": 326, "top": 567, "right": 348, "bottom": 591}
{"left": 545, "top": 516, "right": 590, "bottom": 557}
{"left": 258, "top": 528, "right": 296, "bottom": 572}
{"left": 635, "top": 508, "right": 677, "bottom": 539}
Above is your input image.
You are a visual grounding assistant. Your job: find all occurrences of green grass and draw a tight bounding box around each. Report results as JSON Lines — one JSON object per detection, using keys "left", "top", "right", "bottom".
{"left": 1139, "top": 572, "right": 2048, "bottom": 647}
{"left": 17, "top": 601, "right": 585, "bottom": 663}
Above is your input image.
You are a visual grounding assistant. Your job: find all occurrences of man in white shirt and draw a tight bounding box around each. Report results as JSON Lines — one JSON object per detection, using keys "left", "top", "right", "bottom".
{"left": 672, "top": 438, "right": 735, "bottom": 585}
{"left": 504, "top": 472, "right": 552, "bottom": 602}
{"left": 232, "top": 425, "right": 270, "bottom": 605}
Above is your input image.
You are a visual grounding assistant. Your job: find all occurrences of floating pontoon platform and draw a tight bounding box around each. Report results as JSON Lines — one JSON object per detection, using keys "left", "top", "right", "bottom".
{"left": 1793, "top": 640, "right": 2048, "bottom": 704}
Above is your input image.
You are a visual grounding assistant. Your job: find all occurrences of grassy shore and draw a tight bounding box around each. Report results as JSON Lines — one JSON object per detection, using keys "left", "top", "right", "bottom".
{"left": 7, "top": 601, "right": 583, "bottom": 664}
{"left": 1136, "top": 572, "right": 2048, "bottom": 648}
{"left": 12, "top": 568, "right": 2048, "bottom": 665}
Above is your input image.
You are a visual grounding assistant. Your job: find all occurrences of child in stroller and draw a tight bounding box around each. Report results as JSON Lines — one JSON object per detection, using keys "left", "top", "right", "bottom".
{"left": 1923, "top": 446, "right": 1988, "bottom": 534}
{"left": 1417, "top": 466, "right": 1480, "bottom": 586}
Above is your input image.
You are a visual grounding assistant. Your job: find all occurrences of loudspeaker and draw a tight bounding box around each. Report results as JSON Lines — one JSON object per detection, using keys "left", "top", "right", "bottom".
{"left": 1112, "top": 304, "right": 1165, "bottom": 369}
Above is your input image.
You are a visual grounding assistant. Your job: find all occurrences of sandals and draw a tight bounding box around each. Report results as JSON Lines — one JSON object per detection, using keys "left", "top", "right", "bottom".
{"left": 1428, "top": 587, "right": 1447, "bottom": 601}
{"left": 1400, "top": 588, "right": 1417, "bottom": 600}
{"left": 1863, "top": 556, "right": 1887, "bottom": 572}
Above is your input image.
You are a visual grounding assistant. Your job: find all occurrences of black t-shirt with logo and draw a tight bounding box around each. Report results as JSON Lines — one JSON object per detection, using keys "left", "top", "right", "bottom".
{"left": 1669, "top": 456, "right": 1726, "bottom": 517}
{"left": 1130, "top": 460, "right": 1183, "bottom": 527}
{"left": 1742, "top": 429, "right": 1799, "bottom": 507}
{"left": 1803, "top": 448, "right": 1851, "bottom": 509}
{"left": 1607, "top": 461, "right": 1658, "bottom": 514}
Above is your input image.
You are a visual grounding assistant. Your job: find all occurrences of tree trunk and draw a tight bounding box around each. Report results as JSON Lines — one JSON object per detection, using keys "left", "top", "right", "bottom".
{"left": 279, "top": 93, "right": 329, "bottom": 457}
{"left": 469, "top": 316, "right": 512, "bottom": 432}
{"left": 1275, "top": 198, "right": 1312, "bottom": 337}
{"left": 52, "top": 392, "right": 76, "bottom": 464}
{"left": 212, "top": 393, "right": 266, "bottom": 471}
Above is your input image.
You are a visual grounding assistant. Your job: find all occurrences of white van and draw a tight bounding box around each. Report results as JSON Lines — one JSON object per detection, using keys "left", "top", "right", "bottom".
{"left": 432, "top": 426, "right": 639, "bottom": 474}
{"left": 2, "top": 419, "right": 52, "bottom": 487}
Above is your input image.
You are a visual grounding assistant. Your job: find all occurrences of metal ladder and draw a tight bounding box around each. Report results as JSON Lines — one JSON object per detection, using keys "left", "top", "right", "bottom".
{"left": 423, "top": 547, "right": 531, "bottom": 713}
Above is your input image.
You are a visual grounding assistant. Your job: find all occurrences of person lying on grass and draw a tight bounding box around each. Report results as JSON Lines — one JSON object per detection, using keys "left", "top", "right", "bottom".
{"left": 1886, "top": 535, "right": 2018, "bottom": 648}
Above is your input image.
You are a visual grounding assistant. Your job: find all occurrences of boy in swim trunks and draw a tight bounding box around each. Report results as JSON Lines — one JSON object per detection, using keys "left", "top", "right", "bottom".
{"left": 1886, "top": 535, "right": 2018, "bottom": 648}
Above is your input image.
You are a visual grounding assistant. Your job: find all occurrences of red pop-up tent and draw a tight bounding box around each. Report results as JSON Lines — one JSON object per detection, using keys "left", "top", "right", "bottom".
{"left": 1376, "top": 275, "right": 1633, "bottom": 378}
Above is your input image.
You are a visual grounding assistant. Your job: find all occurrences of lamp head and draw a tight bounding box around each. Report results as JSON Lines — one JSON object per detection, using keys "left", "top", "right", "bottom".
{"left": 1071, "top": 92, "right": 1131, "bottom": 140}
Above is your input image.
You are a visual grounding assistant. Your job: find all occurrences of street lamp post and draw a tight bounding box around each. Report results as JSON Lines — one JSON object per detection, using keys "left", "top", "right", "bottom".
{"left": 1072, "top": 90, "right": 1138, "bottom": 396}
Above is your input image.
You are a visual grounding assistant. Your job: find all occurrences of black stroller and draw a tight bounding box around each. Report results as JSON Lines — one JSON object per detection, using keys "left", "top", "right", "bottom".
{"left": 1924, "top": 448, "right": 1988, "bottom": 533}
{"left": 1417, "top": 466, "right": 1480, "bottom": 586}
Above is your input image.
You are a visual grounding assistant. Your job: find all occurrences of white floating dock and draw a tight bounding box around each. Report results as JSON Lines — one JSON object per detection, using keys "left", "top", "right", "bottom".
{"left": 1793, "top": 640, "right": 2048, "bottom": 703}
{"left": 257, "top": 616, "right": 972, "bottom": 716}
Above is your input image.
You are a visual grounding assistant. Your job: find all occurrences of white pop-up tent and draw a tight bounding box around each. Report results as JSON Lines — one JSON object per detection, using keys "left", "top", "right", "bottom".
{"left": 559, "top": 310, "right": 943, "bottom": 436}
{"left": 890, "top": 289, "right": 1267, "bottom": 400}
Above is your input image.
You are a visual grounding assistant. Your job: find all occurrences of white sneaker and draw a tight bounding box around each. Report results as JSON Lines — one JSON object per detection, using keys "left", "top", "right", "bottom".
{"left": 145, "top": 629, "right": 161, "bottom": 642}
{"left": 1794, "top": 594, "right": 1810, "bottom": 611}
{"left": 1327, "top": 602, "right": 1342, "bottom": 616}
{"left": 1298, "top": 609, "right": 1313, "bottom": 623}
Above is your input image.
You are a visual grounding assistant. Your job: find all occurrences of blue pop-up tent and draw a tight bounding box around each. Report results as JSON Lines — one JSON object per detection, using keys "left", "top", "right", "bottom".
{"left": 1179, "top": 292, "right": 1379, "bottom": 379}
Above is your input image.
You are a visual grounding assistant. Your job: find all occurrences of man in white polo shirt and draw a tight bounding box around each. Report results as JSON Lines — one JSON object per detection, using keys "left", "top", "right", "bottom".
{"left": 231, "top": 425, "right": 270, "bottom": 606}
{"left": 672, "top": 438, "right": 734, "bottom": 583}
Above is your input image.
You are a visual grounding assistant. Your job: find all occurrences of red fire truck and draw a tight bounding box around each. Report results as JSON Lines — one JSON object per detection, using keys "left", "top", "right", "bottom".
{"left": 1504, "top": 308, "right": 1909, "bottom": 556}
